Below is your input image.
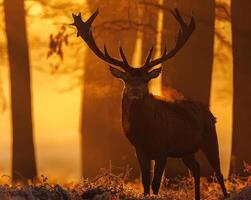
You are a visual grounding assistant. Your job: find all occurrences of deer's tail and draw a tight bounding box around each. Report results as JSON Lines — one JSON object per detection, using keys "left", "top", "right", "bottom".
{"left": 209, "top": 110, "right": 217, "bottom": 124}
{"left": 201, "top": 111, "right": 219, "bottom": 156}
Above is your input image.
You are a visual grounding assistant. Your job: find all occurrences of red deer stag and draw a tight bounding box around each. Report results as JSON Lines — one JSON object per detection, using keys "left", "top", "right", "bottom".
{"left": 71, "top": 9, "right": 229, "bottom": 200}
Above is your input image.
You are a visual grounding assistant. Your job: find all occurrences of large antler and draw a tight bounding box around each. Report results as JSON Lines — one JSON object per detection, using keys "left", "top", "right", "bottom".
{"left": 71, "top": 9, "right": 195, "bottom": 73}
{"left": 71, "top": 9, "right": 134, "bottom": 72}
{"left": 141, "top": 9, "right": 195, "bottom": 72}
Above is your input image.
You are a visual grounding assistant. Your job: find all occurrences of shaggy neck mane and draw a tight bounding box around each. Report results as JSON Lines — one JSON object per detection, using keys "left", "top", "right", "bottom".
{"left": 121, "top": 92, "right": 157, "bottom": 134}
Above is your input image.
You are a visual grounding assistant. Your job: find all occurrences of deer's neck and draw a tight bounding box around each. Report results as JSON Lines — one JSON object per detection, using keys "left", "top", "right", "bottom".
{"left": 121, "top": 92, "right": 149, "bottom": 134}
{"left": 121, "top": 92, "right": 157, "bottom": 148}
{"left": 122, "top": 94, "right": 132, "bottom": 132}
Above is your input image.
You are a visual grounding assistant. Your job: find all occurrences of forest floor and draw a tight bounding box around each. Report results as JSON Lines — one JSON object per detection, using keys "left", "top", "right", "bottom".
{"left": 0, "top": 168, "right": 251, "bottom": 200}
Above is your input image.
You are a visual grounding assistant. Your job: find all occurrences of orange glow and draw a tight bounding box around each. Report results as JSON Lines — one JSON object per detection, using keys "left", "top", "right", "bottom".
{"left": 155, "top": 87, "right": 185, "bottom": 102}
{"left": 0, "top": 0, "right": 234, "bottom": 182}
{"left": 0, "top": 0, "right": 84, "bottom": 181}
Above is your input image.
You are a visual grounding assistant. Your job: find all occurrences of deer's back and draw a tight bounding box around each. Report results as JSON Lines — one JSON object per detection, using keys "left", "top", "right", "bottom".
{"left": 125, "top": 95, "right": 214, "bottom": 158}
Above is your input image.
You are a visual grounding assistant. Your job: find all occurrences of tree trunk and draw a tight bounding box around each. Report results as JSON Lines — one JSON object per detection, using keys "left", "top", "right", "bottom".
{"left": 4, "top": 0, "right": 37, "bottom": 181}
{"left": 80, "top": 2, "right": 139, "bottom": 178}
{"left": 231, "top": 0, "right": 251, "bottom": 174}
{"left": 162, "top": 0, "right": 215, "bottom": 177}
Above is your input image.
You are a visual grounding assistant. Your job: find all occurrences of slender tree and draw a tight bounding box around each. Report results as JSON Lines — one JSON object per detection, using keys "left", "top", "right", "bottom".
{"left": 80, "top": 1, "right": 139, "bottom": 178}
{"left": 0, "top": 81, "right": 7, "bottom": 113}
{"left": 4, "top": 0, "right": 37, "bottom": 181}
{"left": 231, "top": 0, "right": 251, "bottom": 174}
{"left": 161, "top": 0, "right": 215, "bottom": 177}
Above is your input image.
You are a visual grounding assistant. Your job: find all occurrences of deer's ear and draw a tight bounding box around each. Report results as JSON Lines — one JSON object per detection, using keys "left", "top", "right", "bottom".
{"left": 109, "top": 66, "right": 126, "bottom": 80}
{"left": 148, "top": 67, "right": 162, "bottom": 79}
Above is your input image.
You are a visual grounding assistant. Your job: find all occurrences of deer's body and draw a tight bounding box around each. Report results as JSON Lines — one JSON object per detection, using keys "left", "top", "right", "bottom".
{"left": 121, "top": 91, "right": 229, "bottom": 199}
{"left": 72, "top": 9, "right": 229, "bottom": 200}
{"left": 122, "top": 94, "right": 213, "bottom": 158}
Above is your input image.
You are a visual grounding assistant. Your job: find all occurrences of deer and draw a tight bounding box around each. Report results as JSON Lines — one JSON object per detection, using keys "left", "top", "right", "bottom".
{"left": 71, "top": 9, "right": 230, "bottom": 200}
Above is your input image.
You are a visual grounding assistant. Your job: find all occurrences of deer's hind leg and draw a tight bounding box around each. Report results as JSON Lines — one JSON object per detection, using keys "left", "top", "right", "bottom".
{"left": 201, "top": 124, "right": 229, "bottom": 198}
{"left": 182, "top": 154, "right": 201, "bottom": 200}
{"left": 201, "top": 146, "right": 229, "bottom": 198}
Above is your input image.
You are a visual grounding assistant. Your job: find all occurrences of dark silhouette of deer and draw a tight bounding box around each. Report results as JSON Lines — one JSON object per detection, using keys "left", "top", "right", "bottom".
{"left": 71, "top": 9, "right": 229, "bottom": 200}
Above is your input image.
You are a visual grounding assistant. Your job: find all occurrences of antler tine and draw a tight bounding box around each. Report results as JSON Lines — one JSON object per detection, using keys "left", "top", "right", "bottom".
{"left": 144, "top": 46, "right": 154, "bottom": 66}
{"left": 104, "top": 44, "right": 109, "bottom": 56}
{"left": 119, "top": 46, "right": 129, "bottom": 66}
{"left": 142, "top": 8, "right": 195, "bottom": 72}
{"left": 171, "top": 9, "right": 186, "bottom": 28}
{"left": 85, "top": 9, "right": 99, "bottom": 28}
{"left": 71, "top": 9, "right": 133, "bottom": 72}
{"left": 103, "top": 44, "right": 118, "bottom": 61}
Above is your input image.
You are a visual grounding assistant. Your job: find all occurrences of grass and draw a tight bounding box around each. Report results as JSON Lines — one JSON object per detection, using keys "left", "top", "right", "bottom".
{"left": 0, "top": 165, "right": 250, "bottom": 200}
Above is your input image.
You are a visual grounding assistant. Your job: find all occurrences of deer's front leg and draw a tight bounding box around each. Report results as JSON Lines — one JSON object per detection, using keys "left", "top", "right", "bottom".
{"left": 152, "top": 157, "right": 166, "bottom": 195}
{"left": 136, "top": 150, "right": 151, "bottom": 196}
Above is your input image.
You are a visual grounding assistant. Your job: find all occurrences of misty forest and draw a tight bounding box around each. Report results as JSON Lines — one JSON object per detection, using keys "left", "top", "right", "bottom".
{"left": 0, "top": 0, "right": 250, "bottom": 199}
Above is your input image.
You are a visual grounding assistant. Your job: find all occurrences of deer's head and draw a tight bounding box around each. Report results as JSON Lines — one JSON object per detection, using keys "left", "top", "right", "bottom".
{"left": 71, "top": 9, "right": 195, "bottom": 100}
{"left": 109, "top": 63, "right": 162, "bottom": 100}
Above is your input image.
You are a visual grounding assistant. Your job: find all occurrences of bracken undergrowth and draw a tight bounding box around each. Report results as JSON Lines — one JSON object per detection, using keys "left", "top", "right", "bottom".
{"left": 0, "top": 164, "right": 251, "bottom": 200}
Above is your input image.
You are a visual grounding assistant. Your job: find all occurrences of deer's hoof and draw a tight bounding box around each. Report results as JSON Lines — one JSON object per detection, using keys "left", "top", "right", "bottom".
{"left": 224, "top": 193, "right": 230, "bottom": 199}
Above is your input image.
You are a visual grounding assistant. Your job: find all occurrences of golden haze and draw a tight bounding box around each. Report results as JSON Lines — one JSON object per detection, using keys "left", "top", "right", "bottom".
{"left": 0, "top": 0, "right": 233, "bottom": 181}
